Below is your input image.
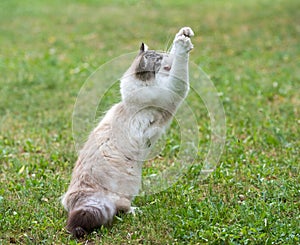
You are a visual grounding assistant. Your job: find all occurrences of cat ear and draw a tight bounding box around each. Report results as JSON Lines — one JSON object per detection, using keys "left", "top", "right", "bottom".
{"left": 140, "top": 43, "right": 148, "bottom": 53}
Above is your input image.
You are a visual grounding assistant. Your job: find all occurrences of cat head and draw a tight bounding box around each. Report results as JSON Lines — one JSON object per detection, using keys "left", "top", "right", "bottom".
{"left": 134, "top": 43, "right": 164, "bottom": 82}
{"left": 120, "top": 43, "right": 173, "bottom": 103}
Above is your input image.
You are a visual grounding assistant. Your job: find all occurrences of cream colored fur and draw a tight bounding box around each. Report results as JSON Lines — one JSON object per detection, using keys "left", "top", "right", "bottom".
{"left": 62, "top": 27, "right": 194, "bottom": 238}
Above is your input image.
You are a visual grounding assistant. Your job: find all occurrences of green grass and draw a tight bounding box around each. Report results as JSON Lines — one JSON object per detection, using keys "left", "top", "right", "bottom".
{"left": 0, "top": 0, "right": 299, "bottom": 244}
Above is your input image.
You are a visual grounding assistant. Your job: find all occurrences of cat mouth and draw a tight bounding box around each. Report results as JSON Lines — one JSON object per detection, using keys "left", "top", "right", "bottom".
{"left": 163, "top": 65, "right": 171, "bottom": 71}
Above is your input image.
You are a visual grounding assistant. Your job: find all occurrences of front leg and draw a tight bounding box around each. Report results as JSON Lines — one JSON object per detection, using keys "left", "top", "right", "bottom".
{"left": 167, "top": 28, "right": 194, "bottom": 98}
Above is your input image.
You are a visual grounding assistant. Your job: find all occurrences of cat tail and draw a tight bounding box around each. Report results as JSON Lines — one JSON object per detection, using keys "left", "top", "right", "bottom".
{"left": 66, "top": 199, "right": 116, "bottom": 238}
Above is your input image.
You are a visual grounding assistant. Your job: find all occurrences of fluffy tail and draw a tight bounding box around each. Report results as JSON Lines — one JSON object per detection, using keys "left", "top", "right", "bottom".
{"left": 66, "top": 200, "right": 116, "bottom": 238}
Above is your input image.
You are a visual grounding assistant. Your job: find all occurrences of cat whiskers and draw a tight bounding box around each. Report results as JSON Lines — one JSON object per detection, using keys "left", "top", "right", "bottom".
{"left": 164, "top": 35, "right": 173, "bottom": 54}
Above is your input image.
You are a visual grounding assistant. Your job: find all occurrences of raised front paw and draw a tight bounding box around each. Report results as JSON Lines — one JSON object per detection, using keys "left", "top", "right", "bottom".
{"left": 176, "top": 27, "right": 194, "bottom": 38}
{"left": 174, "top": 35, "right": 194, "bottom": 54}
{"left": 173, "top": 27, "right": 194, "bottom": 55}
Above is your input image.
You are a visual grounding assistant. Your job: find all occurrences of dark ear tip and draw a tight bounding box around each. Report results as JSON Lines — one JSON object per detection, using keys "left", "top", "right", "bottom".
{"left": 140, "top": 42, "right": 145, "bottom": 52}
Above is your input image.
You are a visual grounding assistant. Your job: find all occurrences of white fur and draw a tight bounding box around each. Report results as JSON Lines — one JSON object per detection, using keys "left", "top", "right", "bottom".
{"left": 62, "top": 27, "right": 194, "bottom": 235}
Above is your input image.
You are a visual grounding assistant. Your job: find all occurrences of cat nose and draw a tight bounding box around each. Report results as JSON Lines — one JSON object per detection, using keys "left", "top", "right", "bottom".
{"left": 163, "top": 65, "right": 171, "bottom": 71}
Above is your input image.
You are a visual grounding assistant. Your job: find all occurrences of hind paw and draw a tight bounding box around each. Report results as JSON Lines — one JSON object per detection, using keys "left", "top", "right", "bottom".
{"left": 127, "top": 206, "right": 142, "bottom": 216}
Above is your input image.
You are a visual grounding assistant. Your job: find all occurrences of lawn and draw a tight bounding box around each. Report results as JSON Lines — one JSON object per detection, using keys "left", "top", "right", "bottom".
{"left": 0, "top": 0, "right": 299, "bottom": 244}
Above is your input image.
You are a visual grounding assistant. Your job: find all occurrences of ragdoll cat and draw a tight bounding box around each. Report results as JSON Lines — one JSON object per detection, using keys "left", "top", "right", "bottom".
{"left": 62, "top": 27, "right": 194, "bottom": 238}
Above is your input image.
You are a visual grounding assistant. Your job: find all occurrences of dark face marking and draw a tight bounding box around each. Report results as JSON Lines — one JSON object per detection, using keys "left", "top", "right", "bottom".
{"left": 135, "top": 50, "right": 163, "bottom": 82}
